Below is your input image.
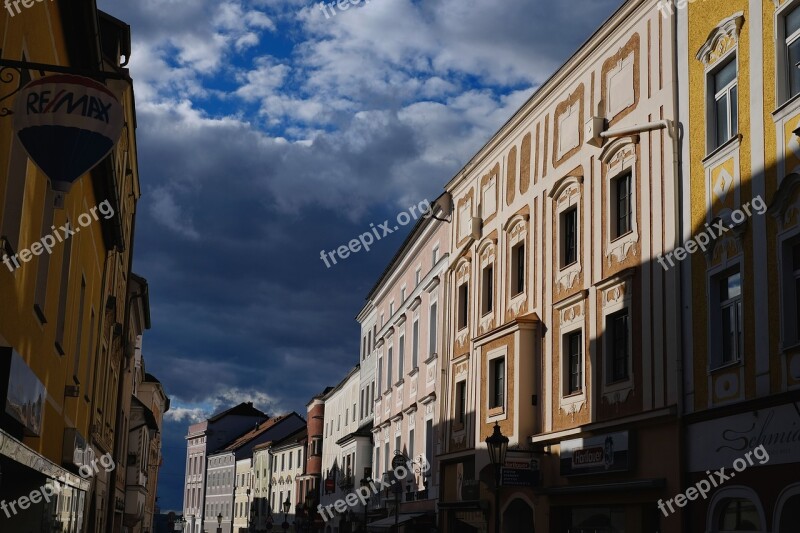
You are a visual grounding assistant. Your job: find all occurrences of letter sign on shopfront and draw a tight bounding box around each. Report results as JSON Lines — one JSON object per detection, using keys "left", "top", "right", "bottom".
{"left": 560, "top": 431, "right": 630, "bottom": 476}
{"left": 12, "top": 74, "right": 124, "bottom": 192}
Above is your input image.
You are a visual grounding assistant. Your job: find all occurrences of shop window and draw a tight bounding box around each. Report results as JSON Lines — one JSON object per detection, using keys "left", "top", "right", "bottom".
{"left": 777, "top": 493, "right": 800, "bottom": 532}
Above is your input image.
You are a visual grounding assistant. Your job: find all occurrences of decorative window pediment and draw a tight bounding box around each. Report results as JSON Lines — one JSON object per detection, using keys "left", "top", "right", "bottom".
{"left": 696, "top": 12, "right": 745, "bottom": 66}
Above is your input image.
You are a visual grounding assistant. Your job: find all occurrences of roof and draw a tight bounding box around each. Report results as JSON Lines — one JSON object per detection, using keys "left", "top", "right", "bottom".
{"left": 364, "top": 192, "right": 449, "bottom": 303}
{"left": 144, "top": 373, "right": 160, "bottom": 384}
{"left": 219, "top": 412, "right": 305, "bottom": 452}
{"left": 271, "top": 427, "right": 308, "bottom": 451}
{"left": 321, "top": 365, "right": 360, "bottom": 401}
{"left": 208, "top": 402, "right": 268, "bottom": 423}
{"left": 305, "top": 386, "right": 334, "bottom": 407}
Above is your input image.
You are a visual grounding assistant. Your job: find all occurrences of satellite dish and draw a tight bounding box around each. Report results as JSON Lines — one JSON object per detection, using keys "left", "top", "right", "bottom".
{"left": 12, "top": 74, "right": 124, "bottom": 192}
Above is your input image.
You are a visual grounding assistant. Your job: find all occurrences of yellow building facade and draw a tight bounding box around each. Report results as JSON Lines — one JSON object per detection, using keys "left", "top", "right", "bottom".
{"left": 678, "top": 1, "right": 800, "bottom": 532}
{"left": 0, "top": 2, "right": 150, "bottom": 532}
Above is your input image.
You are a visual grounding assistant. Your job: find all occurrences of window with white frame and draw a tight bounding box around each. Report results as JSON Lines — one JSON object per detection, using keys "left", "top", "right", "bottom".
{"left": 488, "top": 356, "right": 505, "bottom": 410}
{"left": 612, "top": 171, "right": 632, "bottom": 239}
{"left": 606, "top": 309, "right": 630, "bottom": 383}
{"left": 398, "top": 334, "right": 405, "bottom": 379}
{"left": 481, "top": 264, "right": 493, "bottom": 315}
{"left": 712, "top": 268, "right": 743, "bottom": 367}
{"left": 709, "top": 57, "right": 738, "bottom": 151}
{"left": 377, "top": 357, "right": 383, "bottom": 394}
{"left": 783, "top": 4, "right": 800, "bottom": 102}
{"left": 561, "top": 207, "right": 578, "bottom": 267}
{"left": 433, "top": 245, "right": 440, "bottom": 264}
{"left": 565, "top": 331, "right": 583, "bottom": 394}
{"left": 412, "top": 319, "right": 419, "bottom": 369}
{"left": 415, "top": 267, "right": 421, "bottom": 286}
{"left": 387, "top": 346, "right": 393, "bottom": 386}
{"left": 401, "top": 286, "right": 406, "bottom": 302}
{"left": 429, "top": 301, "right": 438, "bottom": 356}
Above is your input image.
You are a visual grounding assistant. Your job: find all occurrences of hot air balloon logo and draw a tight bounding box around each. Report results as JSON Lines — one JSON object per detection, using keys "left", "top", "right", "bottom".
{"left": 12, "top": 74, "right": 124, "bottom": 193}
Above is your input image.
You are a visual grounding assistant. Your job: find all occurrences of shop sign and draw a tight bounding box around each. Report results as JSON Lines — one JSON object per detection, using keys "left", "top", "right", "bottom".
{"left": 687, "top": 402, "right": 800, "bottom": 471}
{"left": 559, "top": 431, "right": 630, "bottom": 476}
{"left": 3, "top": 351, "right": 45, "bottom": 436}
{"left": 12, "top": 74, "right": 124, "bottom": 193}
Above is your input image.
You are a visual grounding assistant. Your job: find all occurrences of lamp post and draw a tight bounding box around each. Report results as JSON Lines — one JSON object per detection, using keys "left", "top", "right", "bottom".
{"left": 281, "top": 497, "right": 291, "bottom": 530}
{"left": 246, "top": 488, "right": 251, "bottom": 531}
{"left": 485, "top": 422, "right": 508, "bottom": 533}
{"left": 216, "top": 512, "right": 223, "bottom": 533}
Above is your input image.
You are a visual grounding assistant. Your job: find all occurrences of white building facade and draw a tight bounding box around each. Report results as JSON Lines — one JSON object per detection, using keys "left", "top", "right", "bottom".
{"left": 367, "top": 205, "right": 450, "bottom": 529}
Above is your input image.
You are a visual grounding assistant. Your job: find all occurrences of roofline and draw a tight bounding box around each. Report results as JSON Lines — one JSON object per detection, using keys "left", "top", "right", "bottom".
{"left": 321, "top": 365, "right": 361, "bottom": 401}
{"left": 444, "top": 0, "right": 644, "bottom": 193}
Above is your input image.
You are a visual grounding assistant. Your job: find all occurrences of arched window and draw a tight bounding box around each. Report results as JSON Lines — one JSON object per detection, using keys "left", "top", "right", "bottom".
{"left": 715, "top": 498, "right": 761, "bottom": 531}
{"left": 774, "top": 484, "right": 800, "bottom": 533}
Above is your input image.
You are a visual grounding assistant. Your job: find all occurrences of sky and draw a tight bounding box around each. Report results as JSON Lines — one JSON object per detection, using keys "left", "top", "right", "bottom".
{"left": 95, "top": 0, "right": 625, "bottom": 513}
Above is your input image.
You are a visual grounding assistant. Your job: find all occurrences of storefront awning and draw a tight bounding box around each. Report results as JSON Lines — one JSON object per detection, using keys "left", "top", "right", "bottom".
{"left": 367, "top": 513, "right": 425, "bottom": 530}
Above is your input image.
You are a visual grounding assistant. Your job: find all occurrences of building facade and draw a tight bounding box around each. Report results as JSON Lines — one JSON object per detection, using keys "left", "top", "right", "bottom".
{"left": 0, "top": 3, "right": 168, "bottom": 533}
{"left": 268, "top": 428, "right": 308, "bottom": 528}
{"left": 365, "top": 200, "right": 450, "bottom": 531}
{"left": 182, "top": 403, "right": 268, "bottom": 533}
{"left": 678, "top": 1, "right": 800, "bottom": 531}
{"left": 320, "top": 366, "right": 362, "bottom": 532}
{"left": 437, "top": 1, "right": 683, "bottom": 531}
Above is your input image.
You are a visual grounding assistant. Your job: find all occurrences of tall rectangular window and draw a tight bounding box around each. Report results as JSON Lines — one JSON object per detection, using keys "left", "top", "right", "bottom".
{"left": 711, "top": 58, "right": 738, "bottom": 150}
{"left": 458, "top": 283, "right": 469, "bottom": 329}
{"left": 455, "top": 381, "right": 466, "bottom": 426}
{"left": 607, "top": 310, "right": 629, "bottom": 383}
{"left": 429, "top": 302, "right": 438, "bottom": 357}
{"left": 54, "top": 222, "right": 73, "bottom": 354}
{"left": 717, "top": 269, "right": 743, "bottom": 365}
{"left": 562, "top": 208, "right": 578, "bottom": 267}
{"left": 408, "top": 429, "right": 415, "bottom": 460}
{"left": 73, "top": 277, "right": 86, "bottom": 381}
{"left": 785, "top": 5, "right": 800, "bottom": 100}
{"left": 489, "top": 357, "right": 505, "bottom": 409}
{"left": 377, "top": 357, "right": 383, "bottom": 394}
{"left": 387, "top": 347, "right": 393, "bottom": 387}
{"left": 425, "top": 419, "right": 433, "bottom": 466}
{"left": 613, "top": 172, "right": 632, "bottom": 238}
{"left": 566, "top": 331, "right": 583, "bottom": 394}
{"left": 398, "top": 335, "right": 405, "bottom": 378}
{"left": 384, "top": 443, "right": 389, "bottom": 472}
{"left": 511, "top": 243, "right": 525, "bottom": 295}
{"left": 412, "top": 319, "right": 419, "bottom": 369}
{"left": 482, "top": 265, "right": 493, "bottom": 314}
{"left": 395, "top": 435, "right": 401, "bottom": 456}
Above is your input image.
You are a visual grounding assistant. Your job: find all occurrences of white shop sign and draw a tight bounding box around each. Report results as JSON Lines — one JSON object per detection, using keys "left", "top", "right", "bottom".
{"left": 687, "top": 402, "right": 800, "bottom": 471}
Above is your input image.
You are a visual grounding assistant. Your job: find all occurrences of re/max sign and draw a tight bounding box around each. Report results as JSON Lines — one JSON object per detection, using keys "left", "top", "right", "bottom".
{"left": 25, "top": 90, "right": 112, "bottom": 123}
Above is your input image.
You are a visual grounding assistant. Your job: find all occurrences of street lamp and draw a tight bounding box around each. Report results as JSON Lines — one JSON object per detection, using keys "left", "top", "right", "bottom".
{"left": 216, "top": 512, "right": 223, "bottom": 533}
{"left": 246, "top": 488, "right": 251, "bottom": 531}
{"left": 282, "top": 497, "right": 291, "bottom": 530}
{"left": 485, "top": 422, "right": 509, "bottom": 533}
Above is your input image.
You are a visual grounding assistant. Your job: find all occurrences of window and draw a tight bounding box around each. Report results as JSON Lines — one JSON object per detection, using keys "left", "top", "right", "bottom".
{"left": 511, "top": 243, "right": 525, "bottom": 296}
{"left": 384, "top": 443, "right": 389, "bottom": 471}
{"left": 281, "top": 454, "right": 285, "bottom": 471}
{"left": 710, "top": 58, "right": 738, "bottom": 150}
{"left": 562, "top": 207, "right": 578, "bottom": 267}
{"left": 390, "top": 301, "right": 394, "bottom": 316}
{"left": 565, "top": 331, "right": 583, "bottom": 394}
{"left": 794, "top": 244, "right": 800, "bottom": 339}
{"left": 481, "top": 264, "right": 493, "bottom": 315}
{"left": 458, "top": 283, "right": 469, "bottom": 329}
{"left": 401, "top": 287, "right": 406, "bottom": 302}
{"left": 717, "top": 498, "right": 761, "bottom": 531}
{"left": 387, "top": 346, "right": 393, "bottom": 387}
{"left": 415, "top": 267, "right": 421, "bottom": 286}
{"left": 398, "top": 334, "right": 405, "bottom": 378}
{"left": 433, "top": 245, "right": 440, "bottom": 264}
{"left": 408, "top": 429, "right": 415, "bottom": 460}
{"left": 425, "top": 419, "right": 433, "bottom": 466}
{"left": 489, "top": 357, "right": 505, "bottom": 409}
{"left": 612, "top": 172, "right": 632, "bottom": 238}
{"left": 353, "top": 403, "right": 356, "bottom": 422}
{"left": 716, "top": 269, "right": 743, "bottom": 365}
{"left": 289, "top": 452, "right": 293, "bottom": 469}
{"left": 377, "top": 357, "right": 383, "bottom": 394}
{"left": 785, "top": 5, "right": 800, "bottom": 101}
{"left": 607, "top": 310, "right": 629, "bottom": 383}
{"left": 412, "top": 319, "right": 419, "bottom": 369}
{"left": 395, "top": 435, "right": 401, "bottom": 456}
{"left": 375, "top": 446, "right": 380, "bottom": 476}
{"left": 429, "top": 302, "right": 438, "bottom": 356}
{"left": 455, "top": 381, "right": 467, "bottom": 426}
